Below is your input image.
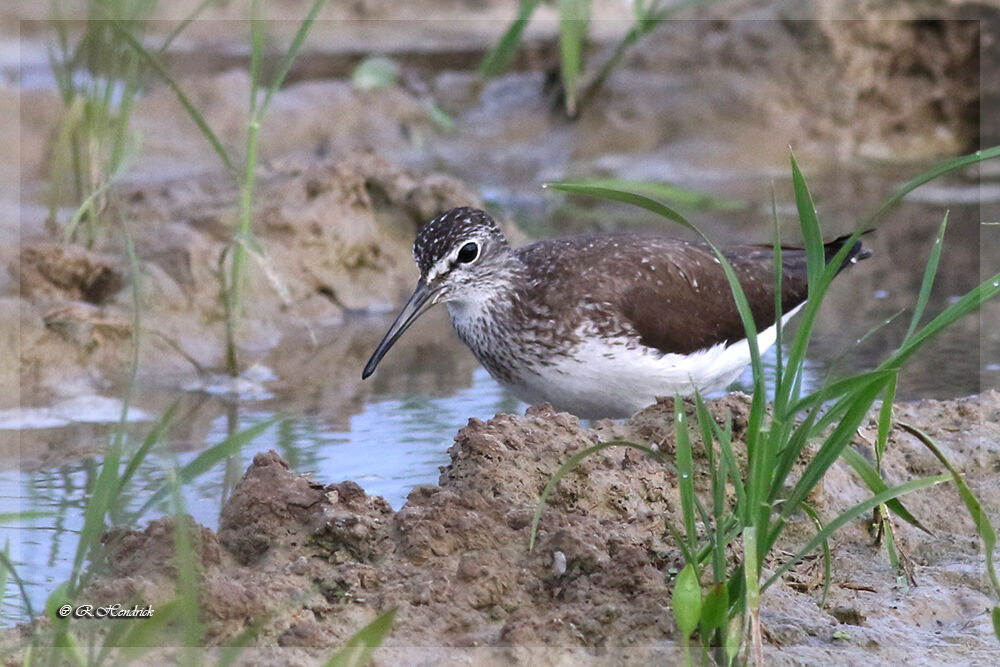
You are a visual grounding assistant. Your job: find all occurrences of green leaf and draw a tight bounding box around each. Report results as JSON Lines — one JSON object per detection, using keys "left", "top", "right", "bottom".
{"left": 480, "top": 0, "right": 541, "bottom": 76}
{"left": 139, "top": 417, "right": 278, "bottom": 515}
{"left": 700, "top": 582, "right": 729, "bottom": 636}
{"left": 558, "top": 0, "right": 590, "bottom": 116}
{"left": 895, "top": 422, "right": 1000, "bottom": 607}
{"left": 110, "top": 20, "right": 236, "bottom": 175}
{"left": 0, "top": 544, "right": 34, "bottom": 620}
{"left": 880, "top": 272, "right": 1000, "bottom": 372}
{"left": 860, "top": 146, "right": 1000, "bottom": 229}
{"left": 674, "top": 397, "right": 698, "bottom": 557}
{"left": 672, "top": 563, "right": 702, "bottom": 638}
{"left": 553, "top": 178, "right": 745, "bottom": 212}
{"left": 839, "top": 446, "right": 931, "bottom": 534}
{"left": 257, "top": 0, "right": 328, "bottom": 116}
{"left": 116, "top": 400, "right": 181, "bottom": 499}
{"left": 789, "top": 151, "right": 825, "bottom": 290}
{"left": 351, "top": 56, "right": 399, "bottom": 91}
{"left": 906, "top": 212, "right": 948, "bottom": 340}
{"left": 323, "top": 608, "right": 397, "bottom": 667}
{"left": 764, "top": 474, "right": 949, "bottom": 590}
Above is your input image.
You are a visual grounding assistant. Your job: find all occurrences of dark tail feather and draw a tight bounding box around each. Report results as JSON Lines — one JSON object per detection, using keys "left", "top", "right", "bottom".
{"left": 824, "top": 231, "right": 873, "bottom": 275}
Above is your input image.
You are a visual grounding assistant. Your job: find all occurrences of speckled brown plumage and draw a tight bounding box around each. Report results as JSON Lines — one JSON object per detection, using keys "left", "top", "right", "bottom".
{"left": 364, "top": 206, "right": 871, "bottom": 418}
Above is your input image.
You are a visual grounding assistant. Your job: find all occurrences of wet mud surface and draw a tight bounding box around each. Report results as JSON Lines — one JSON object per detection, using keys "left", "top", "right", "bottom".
{"left": 8, "top": 392, "right": 988, "bottom": 664}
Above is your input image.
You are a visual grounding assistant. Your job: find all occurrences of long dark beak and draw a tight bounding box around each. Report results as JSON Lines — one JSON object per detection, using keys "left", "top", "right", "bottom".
{"left": 362, "top": 279, "right": 441, "bottom": 379}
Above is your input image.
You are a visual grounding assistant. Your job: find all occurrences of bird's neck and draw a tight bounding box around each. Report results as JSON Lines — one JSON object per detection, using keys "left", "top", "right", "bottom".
{"left": 445, "top": 260, "right": 525, "bottom": 351}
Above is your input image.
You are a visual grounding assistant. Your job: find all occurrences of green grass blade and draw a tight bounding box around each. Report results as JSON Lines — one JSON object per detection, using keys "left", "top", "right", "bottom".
{"left": 839, "top": 446, "right": 931, "bottom": 534}
{"left": 70, "top": 443, "right": 123, "bottom": 591}
{"left": 0, "top": 544, "right": 34, "bottom": 619}
{"left": 763, "top": 474, "right": 949, "bottom": 591}
{"left": 708, "top": 411, "right": 746, "bottom": 515}
{"left": 770, "top": 188, "right": 784, "bottom": 394}
{"left": 257, "top": 0, "right": 328, "bottom": 117}
{"left": 799, "top": 503, "right": 832, "bottom": 606}
{"left": 479, "top": 0, "right": 541, "bottom": 75}
{"left": 553, "top": 177, "right": 746, "bottom": 212}
{"left": 860, "top": 146, "right": 1000, "bottom": 229}
{"left": 115, "top": 400, "right": 181, "bottom": 499}
{"left": 323, "top": 608, "right": 397, "bottom": 667}
{"left": 249, "top": 0, "right": 265, "bottom": 110}
{"left": 789, "top": 151, "right": 825, "bottom": 289}
{"left": 139, "top": 417, "right": 279, "bottom": 515}
{"left": 875, "top": 375, "right": 897, "bottom": 464}
{"left": 743, "top": 526, "right": 763, "bottom": 666}
{"left": 880, "top": 272, "right": 1000, "bottom": 371}
{"left": 157, "top": 0, "right": 219, "bottom": 54}
{"left": 694, "top": 394, "right": 730, "bottom": 582}
{"left": 529, "top": 439, "right": 667, "bottom": 550}
{"left": 896, "top": 422, "right": 1000, "bottom": 604}
{"left": 786, "top": 369, "right": 894, "bottom": 416}
{"left": 772, "top": 376, "right": 887, "bottom": 548}
{"left": 767, "top": 407, "right": 819, "bottom": 502}
{"left": 674, "top": 398, "right": 703, "bottom": 560}
{"left": 905, "top": 212, "right": 948, "bottom": 340}
{"left": 111, "top": 20, "right": 236, "bottom": 175}
{"left": 546, "top": 181, "right": 693, "bottom": 229}
{"left": 168, "top": 477, "right": 204, "bottom": 649}
{"left": 558, "top": 0, "right": 589, "bottom": 116}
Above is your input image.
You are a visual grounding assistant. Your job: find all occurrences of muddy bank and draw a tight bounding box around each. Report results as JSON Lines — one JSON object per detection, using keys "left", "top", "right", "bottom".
{"left": 5, "top": 391, "right": 992, "bottom": 664}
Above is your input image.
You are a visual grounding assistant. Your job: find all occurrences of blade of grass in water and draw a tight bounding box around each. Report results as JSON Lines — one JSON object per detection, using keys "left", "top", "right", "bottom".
{"left": 860, "top": 146, "right": 1000, "bottom": 229}
{"left": 139, "top": 417, "right": 279, "bottom": 515}
{"left": 115, "top": 400, "right": 182, "bottom": 500}
{"left": 0, "top": 543, "right": 34, "bottom": 619}
{"left": 554, "top": 177, "right": 746, "bottom": 212}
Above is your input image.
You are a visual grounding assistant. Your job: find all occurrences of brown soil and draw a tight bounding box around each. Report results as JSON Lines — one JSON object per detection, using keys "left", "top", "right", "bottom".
{"left": 5, "top": 391, "right": 991, "bottom": 665}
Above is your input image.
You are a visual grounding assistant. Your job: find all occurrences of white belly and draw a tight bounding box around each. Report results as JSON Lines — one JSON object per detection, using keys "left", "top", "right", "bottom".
{"left": 502, "top": 306, "right": 802, "bottom": 419}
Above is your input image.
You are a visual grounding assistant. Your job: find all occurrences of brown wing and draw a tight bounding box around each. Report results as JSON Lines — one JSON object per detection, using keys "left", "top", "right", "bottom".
{"left": 620, "top": 243, "right": 811, "bottom": 354}
{"left": 517, "top": 235, "right": 812, "bottom": 356}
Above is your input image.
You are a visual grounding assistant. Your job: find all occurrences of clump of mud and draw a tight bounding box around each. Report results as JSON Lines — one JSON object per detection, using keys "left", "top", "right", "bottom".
{"left": 38, "top": 391, "right": 999, "bottom": 664}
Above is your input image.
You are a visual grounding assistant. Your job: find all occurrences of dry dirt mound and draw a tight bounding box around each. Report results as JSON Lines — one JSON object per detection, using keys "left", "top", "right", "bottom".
{"left": 60, "top": 392, "right": 1000, "bottom": 664}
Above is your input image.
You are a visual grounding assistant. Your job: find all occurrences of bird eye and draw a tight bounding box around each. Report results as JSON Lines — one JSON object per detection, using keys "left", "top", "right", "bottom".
{"left": 456, "top": 242, "right": 479, "bottom": 264}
